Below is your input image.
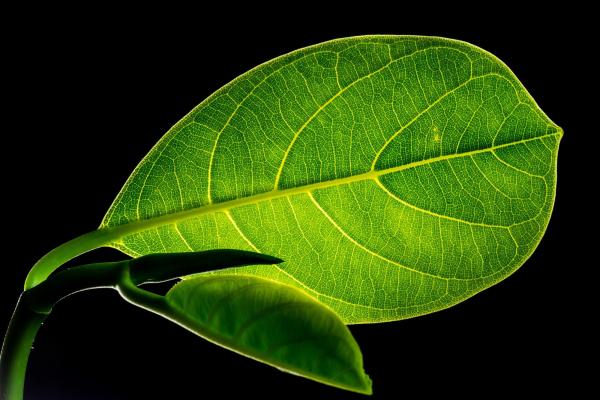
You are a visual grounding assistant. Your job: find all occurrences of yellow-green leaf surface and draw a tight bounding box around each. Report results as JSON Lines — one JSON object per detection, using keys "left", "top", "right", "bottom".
{"left": 163, "top": 275, "right": 371, "bottom": 394}
{"left": 38, "top": 36, "right": 561, "bottom": 323}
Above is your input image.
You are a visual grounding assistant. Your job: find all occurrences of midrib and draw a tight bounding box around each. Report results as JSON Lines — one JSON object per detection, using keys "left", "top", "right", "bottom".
{"left": 108, "top": 131, "right": 560, "bottom": 240}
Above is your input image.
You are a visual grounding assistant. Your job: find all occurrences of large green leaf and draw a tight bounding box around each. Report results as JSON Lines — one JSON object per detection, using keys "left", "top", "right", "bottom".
{"left": 161, "top": 275, "right": 371, "bottom": 394}
{"left": 27, "top": 36, "right": 562, "bottom": 323}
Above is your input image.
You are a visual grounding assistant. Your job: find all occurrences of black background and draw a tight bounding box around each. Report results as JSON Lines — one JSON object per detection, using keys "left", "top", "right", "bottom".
{"left": 2, "top": 10, "right": 589, "bottom": 399}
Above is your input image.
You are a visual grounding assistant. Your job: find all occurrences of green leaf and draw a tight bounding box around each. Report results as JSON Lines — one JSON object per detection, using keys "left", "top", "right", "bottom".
{"left": 26, "top": 36, "right": 562, "bottom": 323}
{"left": 127, "top": 249, "right": 283, "bottom": 285}
{"left": 159, "top": 275, "right": 371, "bottom": 394}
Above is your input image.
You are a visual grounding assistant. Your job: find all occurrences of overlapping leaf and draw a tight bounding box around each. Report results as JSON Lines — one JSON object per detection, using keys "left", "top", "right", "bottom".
{"left": 163, "top": 275, "right": 371, "bottom": 394}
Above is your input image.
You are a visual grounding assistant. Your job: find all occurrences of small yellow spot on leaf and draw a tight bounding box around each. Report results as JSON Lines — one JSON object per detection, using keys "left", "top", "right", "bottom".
{"left": 431, "top": 125, "right": 441, "bottom": 142}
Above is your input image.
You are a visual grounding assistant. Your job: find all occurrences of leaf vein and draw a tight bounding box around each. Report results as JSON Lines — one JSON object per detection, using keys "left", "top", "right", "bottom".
{"left": 307, "top": 192, "right": 447, "bottom": 280}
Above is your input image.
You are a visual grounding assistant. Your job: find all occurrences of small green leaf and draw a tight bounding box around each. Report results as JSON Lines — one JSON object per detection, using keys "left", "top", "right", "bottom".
{"left": 165, "top": 275, "right": 372, "bottom": 394}
{"left": 127, "top": 249, "right": 283, "bottom": 284}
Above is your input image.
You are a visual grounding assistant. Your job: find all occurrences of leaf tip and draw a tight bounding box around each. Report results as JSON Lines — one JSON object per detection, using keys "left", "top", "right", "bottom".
{"left": 356, "top": 374, "right": 373, "bottom": 396}
{"left": 255, "top": 253, "right": 285, "bottom": 264}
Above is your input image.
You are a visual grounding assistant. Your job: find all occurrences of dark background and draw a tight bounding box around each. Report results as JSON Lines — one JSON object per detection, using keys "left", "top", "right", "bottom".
{"left": 2, "top": 10, "right": 589, "bottom": 399}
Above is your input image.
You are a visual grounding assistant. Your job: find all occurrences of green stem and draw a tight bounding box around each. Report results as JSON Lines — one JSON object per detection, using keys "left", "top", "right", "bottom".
{"left": 0, "top": 296, "right": 47, "bottom": 400}
{"left": 116, "top": 267, "right": 170, "bottom": 316}
{"left": 4, "top": 250, "right": 281, "bottom": 399}
{"left": 1, "top": 262, "right": 123, "bottom": 400}
{"left": 24, "top": 261, "right": 124, "bottom": 314}
{"left": 24, "top": 229, "right": 115, "bottom": 290}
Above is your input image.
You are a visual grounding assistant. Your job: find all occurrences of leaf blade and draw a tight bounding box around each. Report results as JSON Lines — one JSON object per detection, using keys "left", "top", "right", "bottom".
{"left": 165, "top": 275, "right": 372, "bottom": 394}
{"left": 105, "top": 37, "right": 561, "bottom": 322}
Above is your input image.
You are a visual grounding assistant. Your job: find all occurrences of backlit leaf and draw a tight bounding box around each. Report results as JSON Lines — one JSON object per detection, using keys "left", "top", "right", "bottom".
{"left": 163, "top": 275, "right": 372, "bottom": 394}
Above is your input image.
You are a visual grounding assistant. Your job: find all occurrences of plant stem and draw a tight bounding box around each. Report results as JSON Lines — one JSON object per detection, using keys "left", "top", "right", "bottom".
{"left": 1, "top": 262, "right": 121, "bottom": 400}
{"left": 0, "top": 296, "right": 47, "bottom": 400}
{"left": 24, "top": 229, "right": 115, "bottom": 290}
{"left": 4, "top": 250, "right": 281, "bottom": 399}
